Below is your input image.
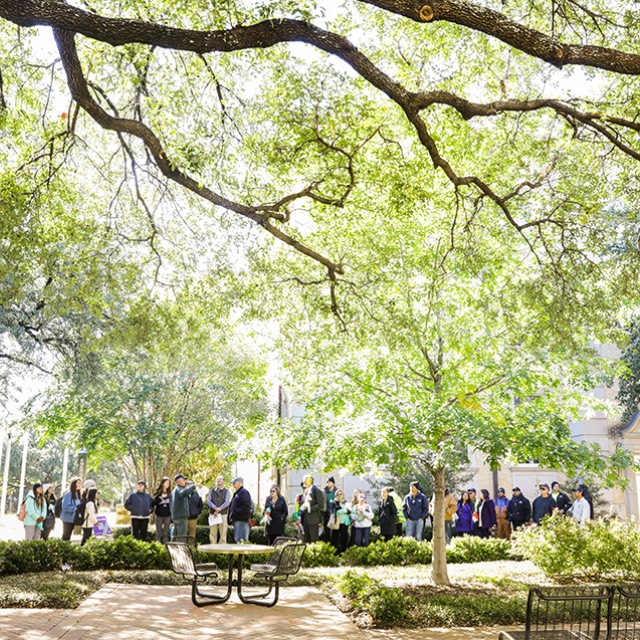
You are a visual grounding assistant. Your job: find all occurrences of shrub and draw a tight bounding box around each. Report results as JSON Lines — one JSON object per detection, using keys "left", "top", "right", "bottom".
{"left": 515, "top": 515, "right": 640, "bottom": 581}
{"left": 341, "top": 537, "right": 432, "bottom": 566}
{"left": 301, "top": 541, "right": 339, "bottom": 568}
{"left": 335, "top": 569, "right": 408, "bottom": 624}
{"left": 446, "top": 536, "right": 512, "bottom": 563}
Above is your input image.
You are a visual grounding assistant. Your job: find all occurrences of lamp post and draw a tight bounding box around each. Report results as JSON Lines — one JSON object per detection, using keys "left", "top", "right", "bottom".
{"left": 77, "top": 448, "right": 88, "bottom": 483}
{"left": 0, "top": 431, "right": 11, "bottom": 517}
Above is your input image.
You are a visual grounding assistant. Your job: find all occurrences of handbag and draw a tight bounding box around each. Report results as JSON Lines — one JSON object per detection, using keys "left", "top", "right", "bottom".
{"left": 327, "top": 513, "right": 340, "bottom": 530}
{"left": 43, "top": 510, "right": 55, "bottom": 530}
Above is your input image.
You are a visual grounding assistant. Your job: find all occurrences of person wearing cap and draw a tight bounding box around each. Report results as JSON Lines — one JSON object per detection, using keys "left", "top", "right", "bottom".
{"left": 300, "top": 474, "right": 325, "bottom": 543}
{"left": 571, "top": 485, "right": 591, "bottom": 526}
{"left": 403, "top": 481, "right": 429, "bottom": 542}
{"left": 507, "top": 487, "right": 531, "bottom": 530}
{"left": 207, "top": 475, "right": 231, "bottom": 545}
{"left": 170, "top": 474, "right": 197, "bottom": 539}
{"left": 124, "top": 481, "right": 154, "bottom": 540}
{"left": 322, "top": 476, "right": 337, "bottom": 543}
{"left": 41, "top": 484, "right": 57, "bottom": 541}
{"left": 550, "top": 481, "right": 572, "bottom": 515}
{"left": 494, "top": 488, "right": 511, "bottom": 540}
{"left": 228, "top": 477, "right": 253, "bottom": 543}
{"left": 24, "top": 482, "right": 48, "bottom": 540}
{"left": 532, "top": 483, "right": 555, "bottom": 525}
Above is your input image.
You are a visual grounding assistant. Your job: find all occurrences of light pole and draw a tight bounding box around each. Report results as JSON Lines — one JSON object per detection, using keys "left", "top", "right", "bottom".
{"left": 0, "top": 431, "right": 11, "bottom": 517}
{"left": 77, "top": 448, "right": 88, "bottom": 482}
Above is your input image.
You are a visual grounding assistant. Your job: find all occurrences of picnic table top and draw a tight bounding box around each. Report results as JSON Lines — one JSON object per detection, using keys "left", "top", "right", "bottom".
{"left": 198, "top": 543, "right": 273, "bottom": 555}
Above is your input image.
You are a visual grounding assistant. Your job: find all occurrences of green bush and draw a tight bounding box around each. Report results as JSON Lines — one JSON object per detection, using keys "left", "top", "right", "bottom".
{"left": 446, "top": 536, "right": 512, "bottom": 563}
{"left": 336, "top": 570, "right": 407, "bottom": 624}
{"left": 341, "top": 537, "right": 432, "bottom": 566}
{"left": 301, "top": 541, "right": 339, "bottom": 568}
{"left": 515, "top": 515, "right": 640, "bottom": 581}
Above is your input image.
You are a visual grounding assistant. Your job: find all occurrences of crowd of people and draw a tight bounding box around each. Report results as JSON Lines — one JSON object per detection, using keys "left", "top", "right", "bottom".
{"left": 20, "top": 472, "right": 594, "bottom": 549}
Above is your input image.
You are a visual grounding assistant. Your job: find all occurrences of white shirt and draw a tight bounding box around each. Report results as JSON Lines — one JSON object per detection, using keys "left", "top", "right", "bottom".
{"left": 572, "top": 497, "right": 590, "bottom": 525}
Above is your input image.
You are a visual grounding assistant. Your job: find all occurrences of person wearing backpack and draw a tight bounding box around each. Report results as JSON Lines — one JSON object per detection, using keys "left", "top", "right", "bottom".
{"left": 40, "top": 484, "right": 57, "bottom": 540}
{"left": 24, "top": 483, "right": 48, "bottom": 540}
{"left": 60, "top": 478, "right": 83, "bottom": 541}
{"left": 299, "top": 474, "right": 324, "bottom": 543}
{"left": 81, "top": 487, "right": 99, "bottom": 545}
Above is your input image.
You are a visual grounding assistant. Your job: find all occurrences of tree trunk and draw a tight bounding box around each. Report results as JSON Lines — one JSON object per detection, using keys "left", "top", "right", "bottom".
{"left": 430, "top": 465, "right": 450, "bottom": 586}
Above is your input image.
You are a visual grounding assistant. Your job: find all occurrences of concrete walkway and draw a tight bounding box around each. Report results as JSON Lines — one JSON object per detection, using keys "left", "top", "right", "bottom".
{"left": 0, "top": 584, "right": 502, "bottom": 640}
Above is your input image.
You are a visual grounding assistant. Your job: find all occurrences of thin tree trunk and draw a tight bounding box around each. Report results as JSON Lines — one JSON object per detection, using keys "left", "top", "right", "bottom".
{"left": 431, "top": 465, "right": 450, "bottom": 586}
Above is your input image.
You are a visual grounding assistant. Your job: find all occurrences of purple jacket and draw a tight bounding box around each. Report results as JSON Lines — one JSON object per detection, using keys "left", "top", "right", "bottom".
{"left": 456, "top": 501, "right": 475, "bottom": 534}
{"left": 478, "top": 498, "right": 497, "bottom": 529}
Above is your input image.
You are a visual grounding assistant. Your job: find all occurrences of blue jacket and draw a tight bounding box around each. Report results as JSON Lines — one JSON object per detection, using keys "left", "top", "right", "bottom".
{"left": 403, "top": 491, "right": 429, "bottom": 521}
{"left": 228, "top": 486, "right": 252, "bottom": 524}
{"left": 61, "top": 491, "right": 83, "bottom": 524}
{"left": 124, "top": 491, "right": 154, "bottom": 518}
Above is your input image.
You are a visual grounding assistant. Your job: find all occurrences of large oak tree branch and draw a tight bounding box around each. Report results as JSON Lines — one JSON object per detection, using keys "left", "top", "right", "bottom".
{"left": 360, "top": 0, "right": 640, "bottom": 74}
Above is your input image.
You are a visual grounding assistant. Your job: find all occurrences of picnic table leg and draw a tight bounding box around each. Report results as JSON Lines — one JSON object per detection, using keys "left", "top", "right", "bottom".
{"left": 236, "top": 558, "right": 279, "bottom": 607}
{"left": 190, "top": 556, "right": 233, "bottom": 606}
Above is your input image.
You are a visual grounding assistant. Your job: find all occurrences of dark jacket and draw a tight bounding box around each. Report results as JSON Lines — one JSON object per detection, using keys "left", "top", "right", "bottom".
{"left": 456, "top": 501, "right": 475, "bottom": 534}
{"left": 228, "top": 486, "right": 252, "bottom": 524}
{"left": 532, "top": 495, "right": 555, "bottom": 525}
{"left": 403, "top": 491, "right": 429, "bottom": 522}
{"left": 124, "top": 491, "right": 154, "bottom": 518}
{"left": 154, "top": 492, "right": 171, "bottom": 518}
{"left": 507, "top": 494, "right": 531, "bottom": 524}
{"left": 170, "top": 484, "right": 196, "bottom": 520}
{"left": 478, "top": 498, "right": 497, "bottom": 529}
{"left": 551, "top": 491, "right": 572, "bottom": 514}
{"left": 379, "top": 496, "right": 398, "bottom": 537}
{"left": 300, "top": 485, "right": 323, "bottom": 526}
{"left": 188, "top": 491, "right": 203, "bottom": 520}
{"left": 264, "top": 495, "right": 288, "bottom": 536}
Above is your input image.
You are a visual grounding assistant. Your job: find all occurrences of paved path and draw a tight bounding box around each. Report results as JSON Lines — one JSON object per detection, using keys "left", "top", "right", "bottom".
{"left": 0, "top": 584, "right": 502, "bottom": 640}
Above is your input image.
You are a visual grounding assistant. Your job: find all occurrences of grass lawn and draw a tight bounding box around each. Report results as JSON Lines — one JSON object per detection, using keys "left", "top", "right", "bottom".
{"left": 0, "top": 561, "right": 547, "bottom": 628}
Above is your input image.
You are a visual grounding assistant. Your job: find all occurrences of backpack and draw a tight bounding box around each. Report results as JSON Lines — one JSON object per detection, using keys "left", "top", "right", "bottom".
{"left": 73, "top": 498, "right": 87, "bottom": 526}
{"left": 54, "top": 496, "right": 63, "bottom": 518}
{"left": 17, "top": 498, "right": 27, "bottom": 522}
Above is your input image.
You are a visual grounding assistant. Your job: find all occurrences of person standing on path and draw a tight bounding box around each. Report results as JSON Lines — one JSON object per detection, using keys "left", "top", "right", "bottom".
{"left": 24, "top": 483, "right": 47, "bottom": 540}
{"left": 125, "top": 481, "right": 154, "bottom": 541}
{"left": 170, "top": 474, "right": 196, "bottom": 539}
{"left": 379, "top": 487, "right": 398, "bottom": 542}
{"left": 507, "top": 487, "right": 531, "bottom": 531}
{"left": 153, "top": 477, "right": 172, "bottom": 544}
{"left": 263, "top": 484, "right": 288, "bottom": 545}
{"left": 207, "top": 475, "right": 231, "bottom": 544}
{"left": 40, "top": 484, "right": 57, "bottom": 541}
{"left": 299, "top": 474, "right": 325, "bottom": 543}
{"left": 571, "top": 484, "right": 592, "bottom": 526}
{"left": 532, "top": 484, "right": 555, "bottom": 525}
{"left": 60, "top": 478, "right": 83, "bottom": 541}
{"left": 186, "top": 481, "right": 203, "bottom": 540}
{"left": 403, "top": 481, "right": 429, "bottom": 542}
{"left": 494, "top": 488, "right": 511, "bottom": 540}
{"left": 228, "top": 477, "right": 253, "bottom": 543}
{"left": 81, "top": 487, "right": 99, "bottom": 546}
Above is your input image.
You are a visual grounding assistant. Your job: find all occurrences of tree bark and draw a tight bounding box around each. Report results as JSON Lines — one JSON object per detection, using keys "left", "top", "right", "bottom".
{"left": 431, "top": 465, "right": 450, "bottom": 586}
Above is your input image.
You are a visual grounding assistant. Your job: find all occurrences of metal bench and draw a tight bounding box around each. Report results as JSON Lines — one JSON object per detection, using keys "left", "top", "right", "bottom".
{"left": 498, "top": 585, "right": 613, "bottom": 640}
{"left": 242, "top": 538, "right": 306, "bottom": 607}
{"left": 166, "top": 541, "right": 224, "bottom": 607}
{"left": 608, "top": 584, "right": 640, "bottom": 639}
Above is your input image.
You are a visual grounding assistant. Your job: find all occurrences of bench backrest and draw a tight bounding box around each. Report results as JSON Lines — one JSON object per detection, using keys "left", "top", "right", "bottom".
{"left": 272, "top": 541, "right": 306, "bottom": 578}
{"left": 609, "top": 584, "right": 640, "bottom": 639}
{"left": 166, "top": 541, "right": 197, "bottom": 578}
{"left": 524, "top": 586, "right": 612, "bottom": 640}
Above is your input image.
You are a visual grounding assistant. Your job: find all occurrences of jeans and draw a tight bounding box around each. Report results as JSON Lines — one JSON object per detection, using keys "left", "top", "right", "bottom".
{"left": 131, "top": 518, "right": 150, "bottom": 541}
{"left": 233, "top": 520, "right": 250, "bottom": 542}
{"left": 445, "top": 520, "right": 453, "bottom": 544}
{"left": 81, "top": 527, "right": 93, "bottom": 546}
{"left": 24, "top": 525, "right": 42, "bottom": 540}
{"left": 155, "top": 516, "right": 171, "bottom": 543}
{"left": 354, "top": 527, "right": 370, "bottom": 547}
{"left": 405, "top": 518, "right": 425, "bottom": 542}
{"left": 172, "top": 517, "right": 188, "bottom": 539}
{"left": 61, "top": 520, "right": 75, "bottom": 541}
